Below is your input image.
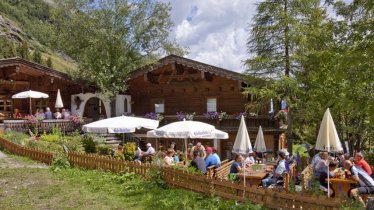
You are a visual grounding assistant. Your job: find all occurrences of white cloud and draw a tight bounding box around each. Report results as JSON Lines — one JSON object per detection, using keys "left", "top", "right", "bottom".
{"left": 162, "top": 0, "right": 260, "bottom": 73}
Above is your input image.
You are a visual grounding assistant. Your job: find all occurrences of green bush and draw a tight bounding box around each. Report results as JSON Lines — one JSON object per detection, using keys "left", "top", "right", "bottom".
{"left": 82, "top": 134, "right": 98, "bottom": 153}
{"left": 27, "top": 139, "right": 63, "bottom": 153}
{"left": 1, "top": 131, "right": 29, "bottom": 145}
{"left": 97, "top": 144, "right": 111, "bottom": 156}
{"left": 51, "top": 153, "right": 71, "bottom": 172}
{"left": 39, "top": 134, "right": 61, "bottom": 142}
{"left": 367, "top": 152, "right": 374, "bottom": 166}
{"left": 62, "top": 135, "right": 85, "bottom": 153}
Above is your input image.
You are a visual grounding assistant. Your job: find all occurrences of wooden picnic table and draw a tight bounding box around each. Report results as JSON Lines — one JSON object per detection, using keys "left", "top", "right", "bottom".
{"left": 329, "top": 178, "right": 357, "bottom": 198}
{"left": 236, "top": 164, "right": 273, "bottom": 187}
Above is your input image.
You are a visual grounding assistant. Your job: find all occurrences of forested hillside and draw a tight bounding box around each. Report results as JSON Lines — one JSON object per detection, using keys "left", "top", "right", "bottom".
{"left": 0, "top": 0, "right": 76, "bottom": 72}
{"left": 0, "top": 0, "right": 182, "bottom": 97}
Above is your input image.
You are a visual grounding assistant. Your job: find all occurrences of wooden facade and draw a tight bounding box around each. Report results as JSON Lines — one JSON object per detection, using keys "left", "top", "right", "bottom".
{"left": 0, "top": 58, "right": 84, "bottom": 119}
{"left": 127, "top": 55, "right": 284, "bottom": 158}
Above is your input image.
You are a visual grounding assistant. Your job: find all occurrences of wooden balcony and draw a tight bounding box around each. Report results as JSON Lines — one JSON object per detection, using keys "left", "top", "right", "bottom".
{"left": 3, "top": 119, "right": 76, "bottom": 133}
{"left": 160, "top": 115, "right": 280, "bottom": 132}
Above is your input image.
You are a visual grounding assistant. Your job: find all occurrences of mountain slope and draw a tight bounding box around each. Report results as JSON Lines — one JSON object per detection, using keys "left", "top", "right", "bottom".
{"left": 0, "top": 0, "right": 77, "bottom": 73}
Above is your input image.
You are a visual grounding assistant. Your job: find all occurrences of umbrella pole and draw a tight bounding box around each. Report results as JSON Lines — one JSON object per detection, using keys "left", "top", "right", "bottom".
{"left": 29, "top": 97, "right": 32, "bottom": 115}
{"left": 243, "top": 157, "right": 246, "bottom": 198}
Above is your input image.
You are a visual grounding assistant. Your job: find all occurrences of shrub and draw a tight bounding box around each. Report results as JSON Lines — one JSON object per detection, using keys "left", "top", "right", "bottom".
{"left": 51, "top": 153, "right": 70, "bottom": 171}
{"left": 81, "top": 134, "right": 98, "bottom": 153}
{"left": 27, "top": 139, "right": 63, "bottom": 153}
{"left": 62, "top": 135, "right": 85, "bottom": 153}
{"left": 97, "top": 144, "right": 111, "bottom": 156}
{"left": 1, "top": 131, "right": 29, "bottom": 145}
{"left": 367, "top": 152, "right": 374, "bottom": 166}
{"left": 123, "top": 142, "right": 136, "bottom": 161}
{"left": 39, "top": 134, "right": 61, "bottom": 142}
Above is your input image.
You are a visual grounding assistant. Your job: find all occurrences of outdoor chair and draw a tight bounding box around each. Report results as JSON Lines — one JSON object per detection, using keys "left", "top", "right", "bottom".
{"left": 206, "top": 159, "right": 229, "bottom": 178}
{"left": 268, "top": 171, "right": 290, "bottom": 191}
{"left": 214, "top": 160, "right": 234, "bottom": 180}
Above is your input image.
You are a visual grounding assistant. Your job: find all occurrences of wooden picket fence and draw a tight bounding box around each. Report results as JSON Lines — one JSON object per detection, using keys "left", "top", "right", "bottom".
{"left": 0, "top": 137, "right": 341, "bottom": 209}
{"left": 0, "top": 137, "right": 54, "bottom": 164}
{"left": 163, "top": 167, "right": 341, "bottom": 210}
{"left": 67, "top": 152, "right": 152, "bottom": 176}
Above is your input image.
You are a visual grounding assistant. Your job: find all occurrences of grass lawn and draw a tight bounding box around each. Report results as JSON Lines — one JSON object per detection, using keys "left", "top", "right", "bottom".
{"left": 0, "top": 154, "right": 265, "bottom": 210}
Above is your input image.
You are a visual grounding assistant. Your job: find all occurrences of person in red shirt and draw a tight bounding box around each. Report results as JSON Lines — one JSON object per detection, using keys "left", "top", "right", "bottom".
{"left": 354, "top": 152, "right": 373, "bottom": 177}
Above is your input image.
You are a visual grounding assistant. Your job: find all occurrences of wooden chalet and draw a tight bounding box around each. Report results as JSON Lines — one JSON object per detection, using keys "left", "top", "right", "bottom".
{"left": 127, "top": 54, "right": 284, "bottom": 158}
{"left": 0, "top": 57, "right": 84, "bottom": 119}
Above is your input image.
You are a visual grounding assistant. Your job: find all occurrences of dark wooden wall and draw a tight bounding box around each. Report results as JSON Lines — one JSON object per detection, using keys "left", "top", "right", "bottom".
{"left": 127, "top": 65, "right": 248, "bottom": 116}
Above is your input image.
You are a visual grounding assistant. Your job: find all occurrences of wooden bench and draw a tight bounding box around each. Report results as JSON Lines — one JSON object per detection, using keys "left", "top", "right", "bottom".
{"left": 206, "top": 159, "right": 229, "bottom": 178}
{"left": 214, "top": 160, "right": 234, "bottom": 180}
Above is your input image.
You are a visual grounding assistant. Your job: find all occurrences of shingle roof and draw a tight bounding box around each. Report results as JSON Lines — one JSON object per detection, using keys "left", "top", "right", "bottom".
{"left": 129, "top": 54, "right": 247, "bottom": 83}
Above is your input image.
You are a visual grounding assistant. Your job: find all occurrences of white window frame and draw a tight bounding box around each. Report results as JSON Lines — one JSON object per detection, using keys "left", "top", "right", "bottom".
{"left": 154, "top": 99, "right": 165, "bottom": 113}
{"left": 207, "top": 98, "right": 217, "bottom": 112}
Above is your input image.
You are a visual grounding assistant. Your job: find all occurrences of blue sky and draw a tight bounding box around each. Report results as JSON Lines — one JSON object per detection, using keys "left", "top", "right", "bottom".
{"left": 162, "top": 0, "right": 353, "bottom": 73}
{"left": 162, "top": 0, "right": 258, "bottom": 73}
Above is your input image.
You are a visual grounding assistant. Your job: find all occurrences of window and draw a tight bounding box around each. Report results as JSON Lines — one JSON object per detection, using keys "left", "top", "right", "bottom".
{"left": 124, "top": 98, "right": 128, "bottom": 113}
{"left": 154, "top": 99, "right": 165, "bottom": 113}
{"left": 207, "top": 98, "right": 217, "bottom": 112}
{"left": 0, "top": 97, "right": 12, "bottom": 113}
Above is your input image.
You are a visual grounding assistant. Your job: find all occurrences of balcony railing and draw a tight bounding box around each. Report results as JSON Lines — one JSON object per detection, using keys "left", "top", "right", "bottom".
{"left": 4, "top": 119, "right": 76, "bottom": 133}
{"left": 160, "top": 115, "right": 279, "bottom": 132}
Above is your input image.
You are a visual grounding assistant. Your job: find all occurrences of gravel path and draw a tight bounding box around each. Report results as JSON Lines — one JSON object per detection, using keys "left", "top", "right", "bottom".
{"left": 0, "top": 150, "right": 48, "bottom": 169}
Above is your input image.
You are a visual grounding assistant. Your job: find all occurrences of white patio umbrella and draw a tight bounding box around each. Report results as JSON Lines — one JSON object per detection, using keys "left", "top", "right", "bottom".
{"left": 146, "top": 119, "right": 228, "bottom": 152}
{"left": 82, "top": 116, "right": 159, "bottom": 134}
{"left": 254, "top": 126, "right": 267, "bottom": 154}
{"left": 232, "top": 116, "right": 253, "bottom": 154}
{"left": 232, "top": 116, "right": 252, "bottom": 192}
{"left": 147, "top": 127, "right": 228, "bottom": 139}
{"left": 55, "top": 89, "right": 64, "bottom": 108}
{"left": 12, "top": 90, "right": 49, "bottom": 114}
{"left": 315, "top": 108, "right": 343, "bottom": 197}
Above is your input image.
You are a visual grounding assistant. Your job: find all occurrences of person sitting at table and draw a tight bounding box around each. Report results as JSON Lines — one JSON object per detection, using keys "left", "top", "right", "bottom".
{"left": 173, "top": 150, "right": 180, "bottom": 163}
{"left": 169, "top": 141, "right": 176, "bottom": 152}
{"left": 113, "top": 143, "right": 124, "bottom": 160}
{"left": 262, "top": 151, "right": 287, "bottom": 188}
{"left": 205, "top": 147, "right": 220, "bottom": 168}
{"left": 229, "top": 154, "right": 244, "bottom": 181}
{"left": 314, "top": 152, "right": 329, "bottom": 178}
{"left": 344, "top": 160, "right": 374, "bottom": 207}
{"left": 337, "top": 151, "right": 346, "bottom": 167}
{"left": 36, "top": 108, "right": 45, "bottom": 119}
{"left": 44, "top": 107, "right": 53, "bottom": 119}
{"left": 63, "top": 109, "right": 71, "bottom": 119}
{"left": 12, "top": 108, "right": 22, "bottom": 118}
{"left": 142, "top": 143, "right": 155, "bottom": 158}
{"left": 187, "top": 143, "right": 193, "bottom": 160}
{"left": 319, "top": 161, "right": 338, "bottom": 197}
{"left": 190, "top": 150, "right": 207, "bottom": 175}
{"left": 190, "top": 142, "right": 206, "bottom": 159}
{"left": 311, "top": 151, "right": 322, "bottom": 169}
{"left": 54, "top": 108, "right": 62, "bottom": 119}
{"left": 255, "top": 151, "right": 266, "bottom": 163}
{"left": 354, "top": 152, "right": 373, "bottom": 179}
{"left": 163, "top": 148, "right": 175, "bottom": 167}
{"left": 244, "top": 151, "right": 256, "bottom": 166}
{"left": 134, "top": 146, "right": 142, "bottom": 163}
{"left": 212, "top": 147, "right": 221, "bottom": 167}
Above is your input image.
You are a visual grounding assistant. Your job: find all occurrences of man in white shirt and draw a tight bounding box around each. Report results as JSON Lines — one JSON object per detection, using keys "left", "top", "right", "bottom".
{"left": 262, "top": 151, "right": 287, "bottom": 187}
{"left": 142, "top": 143, "right": 155, "bottom": 156}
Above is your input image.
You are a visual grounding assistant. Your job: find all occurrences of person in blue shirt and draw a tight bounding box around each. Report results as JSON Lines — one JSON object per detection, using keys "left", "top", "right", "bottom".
{"left": 205, "top": 147, "right": 219, "bottom": 168}
{"left": 230, "top": 154, "right": 243, "bottom": 174}
{"left": 212, "top": 147, "right": 221, "bottom": 167}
